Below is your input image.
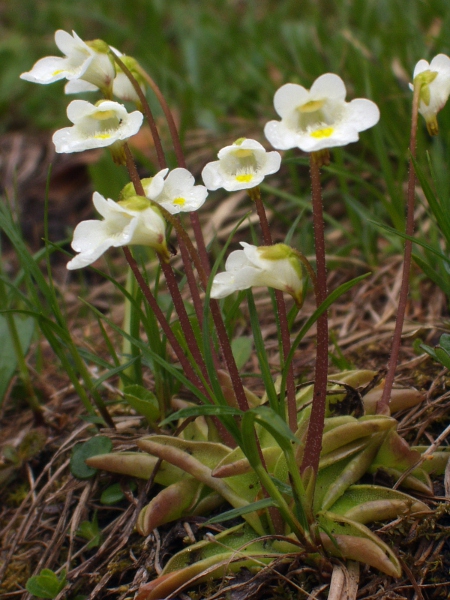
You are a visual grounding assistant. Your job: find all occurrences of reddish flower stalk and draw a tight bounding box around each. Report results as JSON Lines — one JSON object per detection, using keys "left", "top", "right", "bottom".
{"left": 119, "top": 64, "right": 249, "bottom": 413}
{"left": 122, "top": 247, "right": 208, "bottom": 405}
{"left": 248, "top": 186, "right": 297, "bottom": 432}
{"left": 124, "top": 146, "right": 249, "bottom": 412}
{"left": 377, "top": 83, "right": 422, "bottom": 414}
{"left": 301, "top": 154, "right": 329, "bottom": 476}
{"left": 112, "top": 53, "right": 167, "bottom": 169}
{"left": 118, "top": 58, "right": 219, "bottom": 370}
{"left": 136, "top": 64, "right": 211, "bottom": 274}
{"left": 115, "top": 56, "right": 210, "bottom": 337}
{"left": 123, "top": 145, "right": 209, "bottom": 378}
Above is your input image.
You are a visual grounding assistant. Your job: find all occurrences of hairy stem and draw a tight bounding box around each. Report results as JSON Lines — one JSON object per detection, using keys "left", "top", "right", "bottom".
{"left": 301, "top": 155, "right": 329, "bottom": 476}
{"left": 377, "top": 82, "right": 421, "bottom": 414}
{"left": 124, "top": 145, "right": 247, "bottom": 411}
{"left": 158, "top": 260, "right": 210, "bottom": 383}
{"left": 123, "top": 146, "right": 210, "bottom": 381}
{"left": 111, "top": 52, "right": 166, "bottom": 169}
{"left": 248, "top": 186, "right": 297, "bottom": 431}
{"left": 136, "top": 64, "right": 210, "bottom": 273}
{"left": 122, "top": 247, "right": 207, "bottom": 403}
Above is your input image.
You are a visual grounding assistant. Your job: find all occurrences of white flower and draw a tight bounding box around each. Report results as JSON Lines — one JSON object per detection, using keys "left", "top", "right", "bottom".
{"left": 264, "top": 74, "right": 380, "bottom": 153}
{"left": 140, "top": 169, "right": 168, "bottom": 199}
{"left": 411, "top": 54, "right": 450, "bottom": 136}
{"left": 20, "top": 30, "right": 115, "bottom": 94}
{"left": 111, "top": 55, "right": 146, "bottom": 103}
{"left": 211, "top": 242, "right": 303, "bottom": 305}
{"left": 64, "top": 79, "right": 99, "bottom": 94}
{"left": 67, "top": 192, "right": 168, "bottom": 270}
{"left": 52, "top": 99, "right": 143, "bottom": 153}
{"left": 201, "top": 138, "right": 281, "bottom": 191}
{"left": 145, "top": 168, "right": 208, "bottom": 214}
{"left": 64, "top": 53, "right": 146, "bottom": 104}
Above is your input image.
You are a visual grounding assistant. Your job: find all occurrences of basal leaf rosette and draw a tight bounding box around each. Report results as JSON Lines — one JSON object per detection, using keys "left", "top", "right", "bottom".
{"left": 52, "top": 99, "right": 143, "bottom": 155}
{"left": 211, "top": 242, "right": 303, "bottom": 306}
{"left": 264, "top": 73, "right": 380, "bottom": 153}
{"left": 20, "top": 30, "right": 115, "bottom": 96}
{"left": 411, "top": 54, "right": 450, "bottom": 136}
{"left": 67, "top": 192, "right": 169, "bottom": 270}
{"left": 201, "top": 138, "right": 281, "bottom": 191}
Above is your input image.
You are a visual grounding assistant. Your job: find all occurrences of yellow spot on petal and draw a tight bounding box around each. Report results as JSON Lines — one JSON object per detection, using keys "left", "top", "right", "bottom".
{"left": 310, "top": 127, "right": 334, "bottom": 139}
{"left": 52, "top": 69, "right": 64, "bottom": 76}
{"left": 95, "top": 133, "right": 112, "bottom": 139}
{"left": 93, "top": 109, "right": 117, "bottom": 120}
{"left": 235, "top": 174, "right": 254, "bottom": 183}
{"left": 173, "top": 197, "right": 186, "bottom": 206}
{"left": 297, "top": 99, "right": 325, "bottom": 113}
{"left": 234, "top": 149, "right": 254, "bottom": 158}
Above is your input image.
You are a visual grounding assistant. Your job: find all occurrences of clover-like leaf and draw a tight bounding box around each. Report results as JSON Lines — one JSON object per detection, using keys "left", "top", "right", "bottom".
{"left": 70, "top": 436, "right": 113, "bottom": 479}
{"left": 123, "top": 384, "right": 160, "bottom": 425}
{"left": 26, "top": 569, "right": 66, "bottom": 599}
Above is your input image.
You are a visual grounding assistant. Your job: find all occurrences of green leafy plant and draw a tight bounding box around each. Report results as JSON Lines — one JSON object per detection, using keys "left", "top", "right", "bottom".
{"left": 26, "top": 569, "right": 66, "bottom": 599}
{"left": 88, "top": 371, "right": 435, "bottom": 598}
{"left": 15, "top": 21, "right": 450, "bottom": 600}
{"left": 76, "top": 513, "right": 102, "bottom": 550}
{"left": 70, "top": 436, "right": 113, "bottom": 480}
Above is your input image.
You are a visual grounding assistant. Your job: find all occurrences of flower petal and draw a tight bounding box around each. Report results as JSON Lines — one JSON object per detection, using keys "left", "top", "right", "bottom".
{"left": 345, "top": 99, "right": 380, "bottom": 132}
{"left": 265, "top": 73, "right": 379, "bottom": 152}
{"left": 201, "top": 161, "right": 225, "bottom": 191}
{"left": 55, "top": 29, "right": 87, "bottom": 56}
{"left": 71, "top": 220, "right": 111, "bottom": 253}
{"left": 225, "top": 249, "right": 251, "bottom": 273}
{"left": 273, "top": 83, "right": 309, "bottom": 119}
{"left": 264, "top": 120, "right": 302, "bottom": 151}
{"left": 429, "top": 54, "right": 450, "bottom": 73}
{"left": 310, "top": 73, "right": 347, "bottom": 101}
{"left": 65, "top": 79, "right": 98, "bottom": 94}
{"left": 142, "top": 169, "right": 169, "bottom": 199}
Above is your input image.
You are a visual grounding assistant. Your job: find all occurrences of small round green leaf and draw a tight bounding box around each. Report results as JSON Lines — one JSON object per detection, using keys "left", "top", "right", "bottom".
{"left": 26, "top": 569, "right": 66, "bottom": 599}
{"left": 100, "top": 481, "right": 137, "bottom": 505}
{"left": 70, "top": 436, "right": 113, "bottom": 479}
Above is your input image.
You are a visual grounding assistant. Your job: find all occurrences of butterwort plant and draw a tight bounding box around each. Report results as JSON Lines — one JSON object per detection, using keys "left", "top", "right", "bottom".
{"left": 18, "top": 30, "right": 450, "bottom": 600}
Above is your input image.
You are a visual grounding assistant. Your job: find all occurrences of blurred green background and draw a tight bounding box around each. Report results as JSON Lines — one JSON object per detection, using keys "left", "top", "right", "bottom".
{"left": 3, "top": 0, "right": 450, "bottom": 266}
{"left": 4, "top": 0, "right": 450, "bottom": 136}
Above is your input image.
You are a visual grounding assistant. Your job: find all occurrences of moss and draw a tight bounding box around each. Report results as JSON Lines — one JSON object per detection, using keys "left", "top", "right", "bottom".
{"left": 0, "top": 560, "right": 31, "bottom": 593}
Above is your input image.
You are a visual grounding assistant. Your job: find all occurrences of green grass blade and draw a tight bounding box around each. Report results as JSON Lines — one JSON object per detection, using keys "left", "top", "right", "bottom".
{"left": 246, "top": 290, "right": 279, "bottom": 415}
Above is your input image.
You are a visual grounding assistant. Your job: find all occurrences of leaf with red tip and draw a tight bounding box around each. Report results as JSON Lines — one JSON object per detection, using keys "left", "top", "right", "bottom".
{"left": 137, "top": 478, "right": 204, "bottom": 535}
{"left": 319, "top": 512, "right": 401, "bottom": 577}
